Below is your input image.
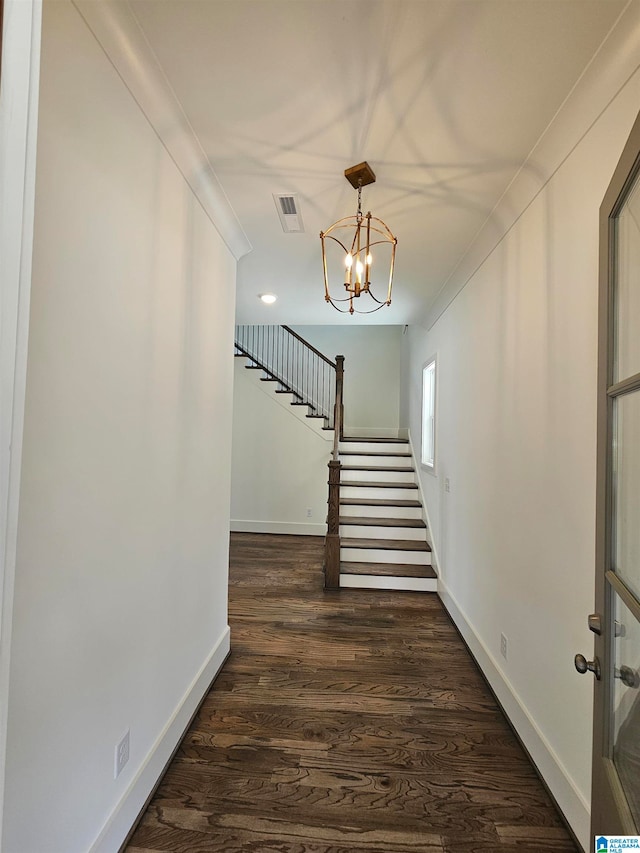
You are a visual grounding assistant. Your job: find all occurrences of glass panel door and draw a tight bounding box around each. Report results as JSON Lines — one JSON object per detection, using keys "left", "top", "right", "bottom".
{"left": 592, "top": 110, "right": 640, "bottom": 839}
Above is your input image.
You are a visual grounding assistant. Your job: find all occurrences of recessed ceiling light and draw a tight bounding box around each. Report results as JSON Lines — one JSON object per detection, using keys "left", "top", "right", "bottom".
{"left": 260, "top": 293, "right": 277, "bottom": 304}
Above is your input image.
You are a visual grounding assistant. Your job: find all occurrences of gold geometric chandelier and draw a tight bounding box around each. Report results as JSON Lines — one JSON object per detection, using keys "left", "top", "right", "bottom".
{"left": 320, "top": 162, "right": 397, "bottom": 314}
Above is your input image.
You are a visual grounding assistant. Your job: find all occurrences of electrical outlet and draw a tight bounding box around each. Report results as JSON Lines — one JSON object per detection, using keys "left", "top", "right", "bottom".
{"left": 306, "top": 508, "right": 312, "bottom": 518}
{"left": 500, "top": 633, "right": 508, "bottom": 660}
{"left": 444, "top": 478, "right": 451, "bottom": 493}
{"left": 115, "top": 730, "right": 130, "bottom": 779}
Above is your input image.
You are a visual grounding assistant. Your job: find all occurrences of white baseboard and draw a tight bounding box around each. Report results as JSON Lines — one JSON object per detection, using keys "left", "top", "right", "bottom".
{"left": 89, "top": 626, "right": 231, "bottom": 853}
{"left": 230, "top": 519, "right": 326, "bottom": 536}
{"left": 438, "top": 582, "right": 589, "bottom": 853}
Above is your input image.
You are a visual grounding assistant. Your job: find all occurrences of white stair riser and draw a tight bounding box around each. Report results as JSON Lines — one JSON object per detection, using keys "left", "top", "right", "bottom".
{"left": 340, "top": 454, "right": 412, "bottom": 467}
{"left": 339, "top": 442, "right": 408, "bottom": 454}
{"left": 340, "top": 575, "right": 438, "bottom": 592}
{"left": 339, "top": 524, "right": 425, "bottom": 541}
{"left": 341, "top": 547, "right": 431, "bottom": 566}
{"left": 340, "top": 504, "right": 423, "bottom": 519}
{"left": 340, "top": 486, "right": 418, "bottom": 501}
{"left": 341, "top": 469, "right": 415, "bottom": 483}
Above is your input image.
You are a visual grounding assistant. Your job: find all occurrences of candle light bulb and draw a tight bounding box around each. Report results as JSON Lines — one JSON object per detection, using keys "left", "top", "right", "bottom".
{"left": 344, "top": 253, "right": 353, "bottom": 268}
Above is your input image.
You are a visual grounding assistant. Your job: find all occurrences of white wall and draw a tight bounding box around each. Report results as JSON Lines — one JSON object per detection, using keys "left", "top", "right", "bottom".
{"left": 231, "top": 359, "right": 332, "bottom": 535}
{"left": 2, "top": 3, "right": 237, "bottom": 852}
{"left": 402, "top": 12, "right": 640, "bottom": 850}
{"left": 292, "top": 325, "right": 403, "bottom": 437}
{"left": 0, "top": 0, "right": 42, "bottom": 843}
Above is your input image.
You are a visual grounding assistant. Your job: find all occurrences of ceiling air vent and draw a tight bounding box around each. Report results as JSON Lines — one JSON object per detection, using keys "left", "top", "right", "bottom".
{"left": 273, "top": 193, "right": 304, "bottom": 233}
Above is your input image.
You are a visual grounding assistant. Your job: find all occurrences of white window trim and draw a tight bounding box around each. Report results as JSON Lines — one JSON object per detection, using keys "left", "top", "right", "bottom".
{"left": 421, "top": 356, "right": 437, "bottom": 475}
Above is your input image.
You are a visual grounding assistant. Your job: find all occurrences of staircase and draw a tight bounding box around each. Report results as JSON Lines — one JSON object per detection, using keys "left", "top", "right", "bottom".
{"left": 233, "top": 324, "right": 437, "bottom": 594}
{"left": 338, "top": 437, "right": 437, "bottom": 592}
{"left": 234, "top": 324, "right": 338, "bottom": 430}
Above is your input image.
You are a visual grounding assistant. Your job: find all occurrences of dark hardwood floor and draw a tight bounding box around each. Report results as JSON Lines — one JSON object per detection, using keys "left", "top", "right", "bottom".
{"left": 126, "top": 532, "right": 579, "bottom": 853}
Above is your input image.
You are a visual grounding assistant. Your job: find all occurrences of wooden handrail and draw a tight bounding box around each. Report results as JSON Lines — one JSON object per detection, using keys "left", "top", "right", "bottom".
{"left": 282, "top": 325, "right": 337, "bottom": 368}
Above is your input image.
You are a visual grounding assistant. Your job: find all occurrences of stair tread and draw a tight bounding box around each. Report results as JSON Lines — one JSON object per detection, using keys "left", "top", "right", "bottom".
{"left": 341, "top": 437, "right": 409, "bottom": 444}
{"left": 340, "top": 498, "right": 422, "bottom": 507}
{"left": 340, "top": 516, "right": 426, "bottom": 528}
{"left": 342, "top": 481, "right": 419, "bottom": 489}
{"left": 340, "top": 451, "right": 412, "bottom": 458}
{"left": 341, "top": 537, "right": 431, "bottom": 551}
{"left": 340, "top": 561, "right": 436, "bottom": 579}
{"left": 341, "top": 464, "right": 415, "bottom": 472}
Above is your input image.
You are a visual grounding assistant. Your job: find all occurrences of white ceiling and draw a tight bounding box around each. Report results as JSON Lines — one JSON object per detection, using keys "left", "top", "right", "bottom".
{"left": 129, "top": 0, "right": 626, "bottom": 325}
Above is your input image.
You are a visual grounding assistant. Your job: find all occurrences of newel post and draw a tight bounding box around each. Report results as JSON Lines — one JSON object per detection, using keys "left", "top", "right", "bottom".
{"left": 324, "top": 459, "right": 341, "bottom": 590}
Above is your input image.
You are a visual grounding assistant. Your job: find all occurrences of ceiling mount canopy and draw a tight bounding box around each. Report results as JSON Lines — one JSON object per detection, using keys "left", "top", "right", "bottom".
{"left": 320, "top": 162, "right": 397, "bottom": 315}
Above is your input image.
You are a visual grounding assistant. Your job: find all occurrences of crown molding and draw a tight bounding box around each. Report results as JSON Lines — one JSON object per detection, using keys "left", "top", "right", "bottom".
{"left": 72, "top": 0, "right": 251, "bottom": 262}
{"left": 420, "top": 0, "right": 640, "bottom": 331}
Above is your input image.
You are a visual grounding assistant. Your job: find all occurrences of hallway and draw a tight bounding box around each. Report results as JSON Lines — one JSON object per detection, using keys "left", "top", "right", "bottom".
{"left": 125, "top": 533, "right": 578, "bottom": 852}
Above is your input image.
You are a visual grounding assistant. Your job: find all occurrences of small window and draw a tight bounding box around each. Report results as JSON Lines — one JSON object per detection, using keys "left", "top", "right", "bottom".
{"left": 421, "top": 358, "right": 436, "bottom": 469}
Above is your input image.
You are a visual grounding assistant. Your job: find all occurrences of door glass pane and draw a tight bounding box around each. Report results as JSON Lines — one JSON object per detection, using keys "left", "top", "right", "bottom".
{"left": 612, "top": 389, "right": 640, "bottom": 601}
{"left": 615, "top": 170, "right": 640, "bottom": 382}
{"left": 611, "top": 591, "right": 640, "bottom": 829}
